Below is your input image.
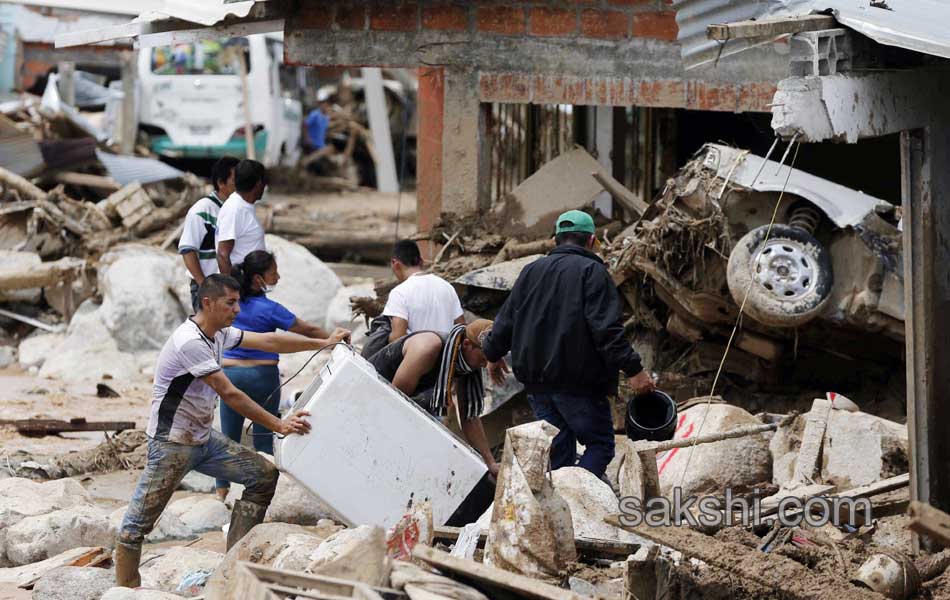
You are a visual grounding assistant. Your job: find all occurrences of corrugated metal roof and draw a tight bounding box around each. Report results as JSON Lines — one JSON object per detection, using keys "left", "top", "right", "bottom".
{"left": 672, "top": 0, "right": 950, "bottom": 68}
{"left": 95, "top": 150, "right": 184, "bottom": 186}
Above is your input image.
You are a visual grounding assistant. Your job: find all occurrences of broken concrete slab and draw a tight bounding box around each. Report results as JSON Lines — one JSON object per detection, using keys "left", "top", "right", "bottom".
{"left": 493, "top": 147, "right": 606, "bottom": 238}
{"left": 204, "top": 523, "right": 334, "bottom": 600}
{"left": 270, "top": 533, "right": 325, "bottom": 572}
{"left": 484, "top": 421, "right": 576, "bottom": 583}
{"left": 0, "top": 547, "right": 105, "bottom": 588}
{"left": 308, "top": 525, "right": 391, "bottom": 587}
{"left": 140, "top": 548, "right": 224, "bottom": 594}
{"left": 32, "top": 566, "right": 115, "bottom": 600}
{"left": 5, "top": 505, "right": 115, "bottom": 566}
{"left": 771, "top": 409, "right": 908, "bottom": 490}
{"left": 266, "top": 234, "right": 342, "bottom": 328}
{"left": 657, "top": 404, "right": 772, "bottom": 498}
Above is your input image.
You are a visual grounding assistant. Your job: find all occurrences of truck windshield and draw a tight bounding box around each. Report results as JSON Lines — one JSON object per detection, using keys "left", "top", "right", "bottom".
{"left": 150, "top": 38, "right": 250, "bottom": 75}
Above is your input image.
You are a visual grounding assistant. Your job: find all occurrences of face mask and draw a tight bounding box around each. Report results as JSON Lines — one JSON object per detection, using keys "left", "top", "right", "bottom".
{"left": 260, "top": 283, "right": 276, "bottom": 294}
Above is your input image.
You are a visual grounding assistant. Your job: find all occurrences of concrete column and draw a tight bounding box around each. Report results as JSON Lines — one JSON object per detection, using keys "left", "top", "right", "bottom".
{"left": 119, "top": 50, "right": 138, "bottom": 155}
{"left": 903, "top": 124, "right": 950, "bottom": 550}
{"left": 416, "top": 66, "right": 444, "bottom": 259}
{"left": 441, "top": 69, "right": 489, "bottom": 216}
{"left": 362, "top": 67, "right": 399, "bottom": 193}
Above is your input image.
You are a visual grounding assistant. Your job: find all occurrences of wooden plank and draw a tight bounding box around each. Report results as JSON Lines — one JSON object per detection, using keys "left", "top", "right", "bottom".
{"left": 591, "top": 170, "right": 649, "bottom": 217}
{"left": 51, "top": 172, "right": 122, "bottom": 191}
{"left": 792, "top": 399, "right": 832, "bottom": 485}
{"left": 0, "top": 418, "right": 136, "bottom": 436}
{"left": 908, "top": 501, "right": 950, "bottom": 548}
{"left": 758, "top": 483, "right": 836, "bottom": 518}
{"left": 707, "top": 15, "right": 838, "bottom": 41}
{"left": 0, "top": 546, "right": 104, "bottom": 588}
{"left": 412, "top": 545, "right": 585, "bottom": 600}
{"left": 605, "top": 516, "right": 882, "bottom": 600}
{"left": 633, "top": 420, "right": 782, "bottom": 454}
{"left": 432, "top": 527, "right": 639, "bottom": 558}
{"left": 765, "top": 473, "right": 909, "bottom": 523}
{"left": 0, "top": 257, "right": 85, "bottom": 291}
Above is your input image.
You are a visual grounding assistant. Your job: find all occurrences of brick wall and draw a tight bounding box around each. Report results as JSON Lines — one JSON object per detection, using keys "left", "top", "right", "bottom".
{"left": 294, "top": 1, "right": 677, "bottom": 42}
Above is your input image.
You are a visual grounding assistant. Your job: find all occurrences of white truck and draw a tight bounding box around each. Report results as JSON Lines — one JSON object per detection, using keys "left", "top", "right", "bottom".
{"left": 138, "top": 34, "right": 301, "bottom": 166}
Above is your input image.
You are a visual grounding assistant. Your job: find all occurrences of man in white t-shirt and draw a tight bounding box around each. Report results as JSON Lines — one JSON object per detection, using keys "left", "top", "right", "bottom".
{"left": 216, "top": 159, "right": 268, "bottom": 275}
{"left": 179, "top": 156, "right": 239, "bottom": 311}
{"left": 383, "top": 239, "right": 464, "bottom": 343}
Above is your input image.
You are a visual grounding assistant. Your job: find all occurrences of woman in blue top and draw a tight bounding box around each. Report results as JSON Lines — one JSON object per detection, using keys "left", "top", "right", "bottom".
{"left": 216, "top": 249, "right": 331, "bottom": 501}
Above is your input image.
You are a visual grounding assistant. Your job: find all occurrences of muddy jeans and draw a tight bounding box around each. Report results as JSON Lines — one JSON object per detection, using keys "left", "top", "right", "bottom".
{"left": 528, "top": 392, "right": 616, "bottom": 479}
{"left": 117, "top": 429, "right": 278, "bottom": 547}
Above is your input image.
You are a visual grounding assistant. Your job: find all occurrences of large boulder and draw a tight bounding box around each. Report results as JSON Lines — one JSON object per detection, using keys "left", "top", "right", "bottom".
{"left": 266, "top": 234, "right": 341, "bottom": 327}
{"left": 204, "top": 522, "right": 333, "bottom": 600}
{"left": 324, "top": 282, "right": 375, "bottom": 331}
{"left": 4, "top": 505, "right": 115, "bottom": 566}
{"left": 0, "top": 345, "right": 14, "bottom": 369}
{"left": 32, "top": 566, "right": 115, "bottom": 600}
{"left": 770, "top": 409, "right": 908, "bottom": 490}
{"left": 0, "top": 478, "right": 93, "bottom": 566}
{"left": 96, "top": 244, "right": 191, "bottom": 353}
{"left": 551, "top": 467, "right": 641, "bottom": 545}
{"left": 308, "top": 525, "right": 390, "bottom": 587}
{"left": 39, "top": 301, "right": 138, "bottom": 382}
{"left": 17, "top": 332, "right": 64, "bottom": 369}
{"left": 658, "top": 404, "right": 772, "bottom": 498}
{"left": 226, "top": 474, "right": 337, "bottom": 525}
{"left": 140, "top": 548, "right": 223, "bottom": 594}
{"left": 109, "top": 497, "right": 229, "bottom": 543}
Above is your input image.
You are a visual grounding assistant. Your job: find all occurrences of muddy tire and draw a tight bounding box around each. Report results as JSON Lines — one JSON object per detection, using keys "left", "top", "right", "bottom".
{"left": 727, "top": 224, "right": 833, "bottom": 328}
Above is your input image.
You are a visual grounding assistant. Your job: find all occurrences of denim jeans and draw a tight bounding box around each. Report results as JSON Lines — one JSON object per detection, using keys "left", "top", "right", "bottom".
{"left": 117, "top": 429, "right": 278, "bottom": 547}
{"left": 527, "top": 392, "right": 616, "bottom": 479}
{"left": 216, "top": 364, "right": 281, "bottom": 490}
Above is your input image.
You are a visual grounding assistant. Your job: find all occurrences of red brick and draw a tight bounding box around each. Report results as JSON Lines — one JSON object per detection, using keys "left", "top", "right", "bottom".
{"left": 529, "top": 7, "right": 577, "bottom": 37}
{"left": 422, "top": 5, "right": 467, "bottom": 31}
{"left": 568, "top": 0, "right": 598, "bottom": 4}
{"left": 476, "top": 6, "right": 526, "bottom": 35}
{"left": 632, "top": 11, "right": 678, "bottom": 40}
{"left": 370, "top": 3, "right": 419, "bottom": 31}
{"left": 335, "top": 5, "right": 367, "bottom": 30}
{"left": 608, "top": 0, "right": 653, "bottom": 5}
{"left": 579, "top": 9, "right": 628, "bottom": 39}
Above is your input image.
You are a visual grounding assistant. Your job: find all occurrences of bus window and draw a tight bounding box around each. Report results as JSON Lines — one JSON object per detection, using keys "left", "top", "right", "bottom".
{"left": 150, "top": 38, "right": 250, "bottom": 76}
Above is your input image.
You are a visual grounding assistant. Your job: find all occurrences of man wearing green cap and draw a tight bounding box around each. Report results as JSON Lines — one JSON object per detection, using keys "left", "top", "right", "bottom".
{"left": 482, "top": 210, "right": 654, "bottom": 479}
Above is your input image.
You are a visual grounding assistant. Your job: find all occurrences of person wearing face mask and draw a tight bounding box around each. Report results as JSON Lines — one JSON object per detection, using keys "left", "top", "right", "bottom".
{"left": 215, "top": 249, "right": 332, "bottom": 502}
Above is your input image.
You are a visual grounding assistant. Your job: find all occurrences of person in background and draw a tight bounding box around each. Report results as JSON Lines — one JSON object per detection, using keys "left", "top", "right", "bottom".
{"left": 217, "top": 159, "right": 268, "bottom": 276}
{"left": 383, "top": 239, "right": 465, "bottom": 343}
{"left": 482, "top": 210, "right": 655, "bottom": 481}
{"left": 214, "top": 249, "right": 332, "bottom": 502}
{"left": 368, "top": 320, "right": 500, "bottom": 477}
{"left": 179, "top": 156, "right": 240, "bottom": 312}
{"left": 303, "top": 99, "right": 332, "bottom": 153}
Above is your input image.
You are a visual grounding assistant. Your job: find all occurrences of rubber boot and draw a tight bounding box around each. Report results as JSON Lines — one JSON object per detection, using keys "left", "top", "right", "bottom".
{"left": 114, "top": 542, "right": 142, "bottom": 588}
{"left": 226, "top": 499, "right": 267, "bottom": 551}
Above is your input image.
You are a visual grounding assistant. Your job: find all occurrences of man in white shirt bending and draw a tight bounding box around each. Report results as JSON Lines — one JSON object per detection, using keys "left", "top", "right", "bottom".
{"left": 383, "top": 240, "right": 464, "bottom": 343}
{"left": 216, "top": 159, "right": 268, "bottom": 276}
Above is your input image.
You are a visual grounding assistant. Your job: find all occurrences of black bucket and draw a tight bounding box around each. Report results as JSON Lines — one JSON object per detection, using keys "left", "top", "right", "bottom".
{"left": 626, "top": 390, "right": 677, "bottom": 442}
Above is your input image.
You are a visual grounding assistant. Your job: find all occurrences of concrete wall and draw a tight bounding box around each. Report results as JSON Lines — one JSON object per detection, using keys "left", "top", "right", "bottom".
{"left": 284, "top": 0, "right": 788, "bottom": 223}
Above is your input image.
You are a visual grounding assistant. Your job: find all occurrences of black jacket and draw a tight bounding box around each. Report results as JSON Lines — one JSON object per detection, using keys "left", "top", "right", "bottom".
{"left": 482, "top": 245, "right": 643, "bottom": 396}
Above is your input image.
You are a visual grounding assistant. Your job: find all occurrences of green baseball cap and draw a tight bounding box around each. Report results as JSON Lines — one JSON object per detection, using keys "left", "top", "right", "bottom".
{"left": 555, "top": 210, "right": 595, "bottom": 235}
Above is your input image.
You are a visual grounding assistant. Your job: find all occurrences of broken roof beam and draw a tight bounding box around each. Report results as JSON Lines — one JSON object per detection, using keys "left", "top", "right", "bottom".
{"left": 771, "top": 67, "right": 950, "bottom": 142}
{"left": 707, "top": 15, "right": 837, "bottom": 41}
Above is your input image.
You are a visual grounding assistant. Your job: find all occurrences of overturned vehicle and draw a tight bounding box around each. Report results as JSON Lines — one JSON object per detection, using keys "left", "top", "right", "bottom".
{"left": 610, "top": 144, "right": 904, "bottom": 384}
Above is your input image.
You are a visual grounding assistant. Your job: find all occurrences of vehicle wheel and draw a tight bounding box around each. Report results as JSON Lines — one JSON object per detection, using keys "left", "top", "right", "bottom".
{"left": 726, "top": 224, "right": 833, "bottom": 328}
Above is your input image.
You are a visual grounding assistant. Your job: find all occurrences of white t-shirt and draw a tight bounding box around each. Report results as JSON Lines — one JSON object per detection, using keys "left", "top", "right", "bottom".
{"left": 382, "top": 273, "right": 463, "bottom": 334}
{"left": 147, "top": 319, "right": 244, "bottom": 445}
{"left": 216, "top": 191, "right": 266, "bottom": 266}
{"left": 178, "top": 191, "right": 223, "bottom": 279}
